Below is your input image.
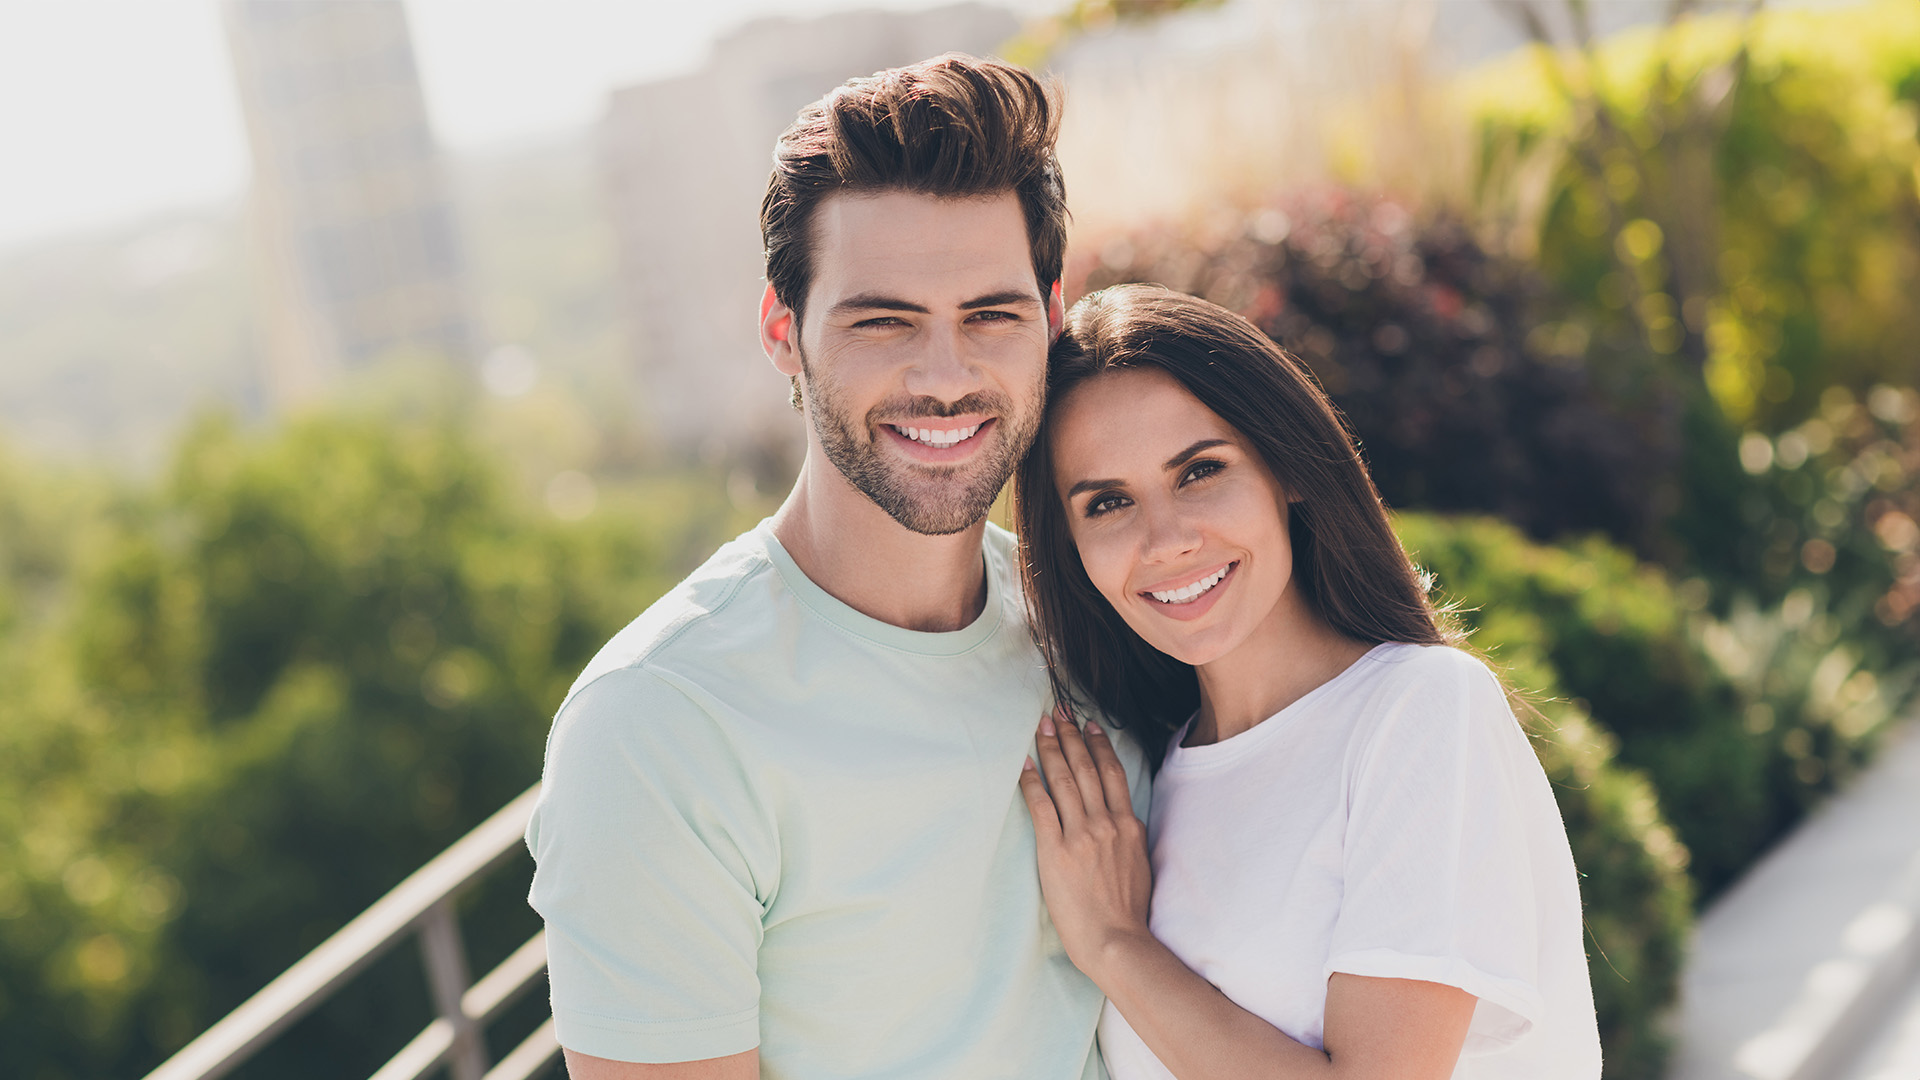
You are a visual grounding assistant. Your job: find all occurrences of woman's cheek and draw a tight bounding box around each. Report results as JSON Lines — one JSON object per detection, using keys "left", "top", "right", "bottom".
{"left": 1078, "top": 531, "right": 1136, "bottom": 616}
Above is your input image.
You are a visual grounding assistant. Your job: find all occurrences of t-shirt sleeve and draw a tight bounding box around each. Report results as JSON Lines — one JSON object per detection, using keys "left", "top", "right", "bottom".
{"left": 1324, "top": 649, "right": 1550, "bottom": 1055}
{"left": 525, "top": 665, "right": 775, "bottom": 1063}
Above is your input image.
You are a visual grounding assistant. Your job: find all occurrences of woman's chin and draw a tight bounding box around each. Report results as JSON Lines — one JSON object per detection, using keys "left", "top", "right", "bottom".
{"left": 1135, "top": 621, "right": 1237, "bottom": 669}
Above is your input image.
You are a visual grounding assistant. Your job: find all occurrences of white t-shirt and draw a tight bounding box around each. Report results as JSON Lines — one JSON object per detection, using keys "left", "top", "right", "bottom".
{"left": 1097, "top": 643, "right": 1602, "bottom": 1080}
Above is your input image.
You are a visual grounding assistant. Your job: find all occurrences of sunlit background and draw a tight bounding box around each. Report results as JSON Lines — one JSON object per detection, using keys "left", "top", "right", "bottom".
{"left": 1, "top": 2, "right": 1917, "bottom": 1078}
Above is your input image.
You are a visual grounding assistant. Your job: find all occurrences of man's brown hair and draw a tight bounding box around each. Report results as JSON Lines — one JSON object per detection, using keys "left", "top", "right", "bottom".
{"left": 761, "top": 53, "right": 1067, "bottom": 323}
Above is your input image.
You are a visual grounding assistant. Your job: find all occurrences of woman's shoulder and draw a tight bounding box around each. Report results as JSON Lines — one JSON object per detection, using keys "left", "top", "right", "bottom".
{"left": 1343, "top": 642, "right": 1518, "bottom": 756}
{"left": 1354, "top": 641, "right": 1502, "bottom": 699}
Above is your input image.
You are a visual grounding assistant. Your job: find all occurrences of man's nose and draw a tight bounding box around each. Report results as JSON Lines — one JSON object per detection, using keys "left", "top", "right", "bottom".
{"left": 902, "top": 323, "right": 982, "bottom": 401}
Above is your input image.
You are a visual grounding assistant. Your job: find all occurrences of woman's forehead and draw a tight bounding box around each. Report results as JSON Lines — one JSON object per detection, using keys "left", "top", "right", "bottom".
{"left": 1051, "top": 367, "right": 1238, "bottom": 473}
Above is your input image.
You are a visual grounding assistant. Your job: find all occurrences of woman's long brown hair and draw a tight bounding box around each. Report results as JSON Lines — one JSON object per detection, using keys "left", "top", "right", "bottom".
{"left": 1014, "top": 284, "right": 1456, "bottom": 767}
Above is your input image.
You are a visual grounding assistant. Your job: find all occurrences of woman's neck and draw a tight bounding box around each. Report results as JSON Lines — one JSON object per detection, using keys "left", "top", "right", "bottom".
{"left": 1186, "top": 593, "right": 1374, "bottom": 748}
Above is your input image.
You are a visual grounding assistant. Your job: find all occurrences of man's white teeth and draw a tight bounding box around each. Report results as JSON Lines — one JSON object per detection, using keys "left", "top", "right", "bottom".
{"left": 1150, "top": 565, "right": 1230, "bottom": 604}
{"left": 897, "top": 423, "right": 982, "bottom": 449}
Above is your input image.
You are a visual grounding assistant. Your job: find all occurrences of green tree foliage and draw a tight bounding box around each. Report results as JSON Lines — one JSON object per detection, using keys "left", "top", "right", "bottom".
{"left": 0, "top": 414, "right": 755, "bottom": 1078}
{"left": 1463, "top": 0, "right": 1920, "bottom": 627}
{"left": 1397, "top": 514, "right": 1692, "bottom": 1079}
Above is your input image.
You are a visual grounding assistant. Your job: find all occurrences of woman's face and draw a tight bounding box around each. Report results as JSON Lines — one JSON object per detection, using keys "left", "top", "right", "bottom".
{"left": 1050, "top": 366, "right": 1304, "bottom": 668}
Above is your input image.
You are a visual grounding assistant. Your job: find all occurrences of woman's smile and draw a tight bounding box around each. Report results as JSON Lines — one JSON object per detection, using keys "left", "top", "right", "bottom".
{"left": 1137, "top": 561, "right": 1238, "bottom": 621}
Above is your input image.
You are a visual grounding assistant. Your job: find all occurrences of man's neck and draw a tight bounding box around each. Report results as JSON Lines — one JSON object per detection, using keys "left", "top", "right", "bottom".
{"left": 770, "top": 451, "right": 991, "bottom": 634}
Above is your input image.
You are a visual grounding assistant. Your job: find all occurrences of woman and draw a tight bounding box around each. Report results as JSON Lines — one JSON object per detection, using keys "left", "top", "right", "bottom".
{"left": 1013, "top": 284, "right": 1601, "bottom": 1079}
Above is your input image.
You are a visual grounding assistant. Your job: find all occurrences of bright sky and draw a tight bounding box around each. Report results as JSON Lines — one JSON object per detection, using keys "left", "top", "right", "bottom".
{"left": 0, "top": 0, "right": 1050, "bottom": 254}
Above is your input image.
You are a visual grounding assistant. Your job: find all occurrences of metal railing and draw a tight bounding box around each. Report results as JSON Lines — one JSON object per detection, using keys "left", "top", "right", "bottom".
{"left": 143, "top": 785, "right": 558, "bottom": 1080}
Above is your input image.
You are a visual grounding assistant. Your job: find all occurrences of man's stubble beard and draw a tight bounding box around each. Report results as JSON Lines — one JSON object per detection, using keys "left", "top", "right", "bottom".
{"left": 797, "top": 339, "right": 1045, "bottom": 537}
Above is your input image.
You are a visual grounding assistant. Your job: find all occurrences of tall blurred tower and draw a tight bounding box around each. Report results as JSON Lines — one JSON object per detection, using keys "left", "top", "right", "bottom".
{"left": 599, "top": 3, "right": 1020, "bottom": 464}
{"left": 223, "top": 0, "right": 472, "bottom": 407}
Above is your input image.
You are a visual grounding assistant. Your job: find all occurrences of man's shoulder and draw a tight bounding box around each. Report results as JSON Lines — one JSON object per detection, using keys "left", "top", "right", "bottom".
{"left": 563, "top": 525, "right": 779, "bottom": 708}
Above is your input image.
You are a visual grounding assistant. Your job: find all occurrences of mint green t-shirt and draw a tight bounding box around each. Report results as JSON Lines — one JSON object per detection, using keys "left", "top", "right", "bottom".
{"left": 526, "top": 520, "right": 1145, "bottom": 1078}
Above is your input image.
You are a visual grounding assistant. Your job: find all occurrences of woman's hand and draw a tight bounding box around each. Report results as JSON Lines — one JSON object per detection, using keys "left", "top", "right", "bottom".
{"left": 1018, "top": 709, "right": 1154, "bottom": 983}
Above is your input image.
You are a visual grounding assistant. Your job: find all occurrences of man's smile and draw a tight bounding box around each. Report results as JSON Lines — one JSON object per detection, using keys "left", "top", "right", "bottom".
{"left": 880, "top": 415, "right": 998, "bottom": 461}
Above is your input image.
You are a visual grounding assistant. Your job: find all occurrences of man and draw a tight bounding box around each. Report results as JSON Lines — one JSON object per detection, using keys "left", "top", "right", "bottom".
{"left": 525, "top": 55, "right": 1148, "bottom": 1079}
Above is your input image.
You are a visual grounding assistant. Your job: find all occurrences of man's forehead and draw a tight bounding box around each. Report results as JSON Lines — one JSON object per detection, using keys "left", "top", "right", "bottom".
{"left": 807, "top": 189, "right": 1039, "bottom": 308}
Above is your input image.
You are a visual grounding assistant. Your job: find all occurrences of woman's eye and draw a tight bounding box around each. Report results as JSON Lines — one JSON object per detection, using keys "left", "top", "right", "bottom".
{"left": 1182, "top": 460, "right": 1225, "bottom": 484}
{"left": 1086, "top": 493, "right": 1129, "bottom": 517}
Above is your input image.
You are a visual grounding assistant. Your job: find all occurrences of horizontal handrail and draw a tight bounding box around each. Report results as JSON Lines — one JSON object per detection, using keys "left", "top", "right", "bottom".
{"left": 144, "top": 784, "right": 543, "bottom": 1080}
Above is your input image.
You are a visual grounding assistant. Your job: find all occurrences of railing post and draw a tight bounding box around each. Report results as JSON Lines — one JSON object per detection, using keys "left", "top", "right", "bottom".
{"left": 419, "top": 900, "right": 489, "bottom": 1080}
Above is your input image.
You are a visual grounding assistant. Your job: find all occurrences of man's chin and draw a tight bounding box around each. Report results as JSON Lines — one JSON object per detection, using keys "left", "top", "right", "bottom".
{"left": 865, "top": 468, "right": 1008, "bottom": 536}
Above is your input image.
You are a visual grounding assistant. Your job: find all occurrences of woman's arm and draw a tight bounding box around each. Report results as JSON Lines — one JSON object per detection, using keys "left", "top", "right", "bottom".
{"left": 1019, "top": 715, "right": 1475, "bottom": 1080}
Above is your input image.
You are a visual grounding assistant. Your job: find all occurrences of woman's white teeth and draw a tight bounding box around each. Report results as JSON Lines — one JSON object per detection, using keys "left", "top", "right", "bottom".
{"left": 897, "top": 423, "right": 981, "bottom": 449}
{"left": 1150, "top": 565, "right": 1230, "bottom": 604}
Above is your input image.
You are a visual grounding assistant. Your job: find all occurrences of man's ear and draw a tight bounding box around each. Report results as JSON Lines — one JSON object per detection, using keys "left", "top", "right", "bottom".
{"left": 761, "top": 284, "right": 801, "bottom": 376}
{"left": 1047, "top": 280, "right": 1065, "bottom": 344}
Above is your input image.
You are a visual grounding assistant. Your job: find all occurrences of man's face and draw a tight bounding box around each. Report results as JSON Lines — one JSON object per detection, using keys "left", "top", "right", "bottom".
{"left": 765, "top": 190, "right": 1057, "bottom": 536}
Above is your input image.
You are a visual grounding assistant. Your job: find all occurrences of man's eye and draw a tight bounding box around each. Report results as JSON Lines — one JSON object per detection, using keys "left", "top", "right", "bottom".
{"left": 969, "top": 310, "right": 1017, "bottom": 322}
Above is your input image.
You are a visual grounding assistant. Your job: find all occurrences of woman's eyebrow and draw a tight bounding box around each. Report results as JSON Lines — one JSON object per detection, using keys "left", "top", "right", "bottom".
{"left": 1164, "top": 439, "right": 1231, "bottom": 471}
{"left": 1065, "top": 476, "right": 1125, "bottom": 498}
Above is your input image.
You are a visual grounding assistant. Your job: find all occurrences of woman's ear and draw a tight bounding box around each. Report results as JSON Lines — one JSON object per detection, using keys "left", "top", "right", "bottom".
{"left": 761, "top": 284, "right": 802, "bottom": 377}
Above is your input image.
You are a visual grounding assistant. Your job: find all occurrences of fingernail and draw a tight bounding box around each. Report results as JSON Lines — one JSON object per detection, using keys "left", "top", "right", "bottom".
{"left": 1039, "top": 713, "right": 1055, "bottom": 737}
{"left": 1023, "top": 755, "right": 1036, "bottom": 771}
{"left": 1086, "top": 719, "right": 1102, "bottom": 734}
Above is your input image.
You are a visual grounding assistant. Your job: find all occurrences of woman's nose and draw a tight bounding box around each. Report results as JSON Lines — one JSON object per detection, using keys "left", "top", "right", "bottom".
{"left": 1140, "top": 499, "right": 1203, "bottom": 563}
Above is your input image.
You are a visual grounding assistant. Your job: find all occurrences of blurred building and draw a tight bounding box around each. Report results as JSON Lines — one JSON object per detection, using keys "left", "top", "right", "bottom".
{"left": 599, "top": 3, "right": 1020, "bottom": 464}
{"left": 223, "top": 0, "right": 472, "bottom": 408}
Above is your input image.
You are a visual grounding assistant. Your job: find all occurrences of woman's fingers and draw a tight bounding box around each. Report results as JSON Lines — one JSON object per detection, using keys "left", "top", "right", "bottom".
{"left": 1018, "top": 756, "right": 1063, "bottom": 846}
{"left": 1083, "top": 719, "right": 1135, "bottom": 814}
{"left": 1035, "top": 712, "right": 1088, "bottom": 830}
{"left": 1051, "top": 708, "right": 1112, "bottom": 819}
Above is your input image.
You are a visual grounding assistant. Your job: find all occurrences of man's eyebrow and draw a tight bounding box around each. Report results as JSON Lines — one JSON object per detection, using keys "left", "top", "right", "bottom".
{"left": 1164, "top": 439, "right": 1231, "bottom": 471}
{"left": 960, "top": 290, "right": 1042, "bottom": 310}
{"left": 829, "top": 293, "right": 931, "bottom": 317}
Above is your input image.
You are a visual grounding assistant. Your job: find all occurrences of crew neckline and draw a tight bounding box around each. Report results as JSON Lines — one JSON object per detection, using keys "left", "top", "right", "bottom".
{"left": 1162, "top": 642, "right": 1406, "bottom": 770}
{"left": 757, "top": 521, "right": 1007, "bottom": 657}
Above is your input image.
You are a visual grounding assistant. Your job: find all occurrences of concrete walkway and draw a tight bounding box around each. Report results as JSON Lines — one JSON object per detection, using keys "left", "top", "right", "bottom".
{"left": 1671, "top": 720, "right": 1920, "bottom": 1080}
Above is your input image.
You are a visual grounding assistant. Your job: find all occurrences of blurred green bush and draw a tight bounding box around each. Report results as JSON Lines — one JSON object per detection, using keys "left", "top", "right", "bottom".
{"left": 0, "top": 415, "right": 758, "bottom": 1079}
